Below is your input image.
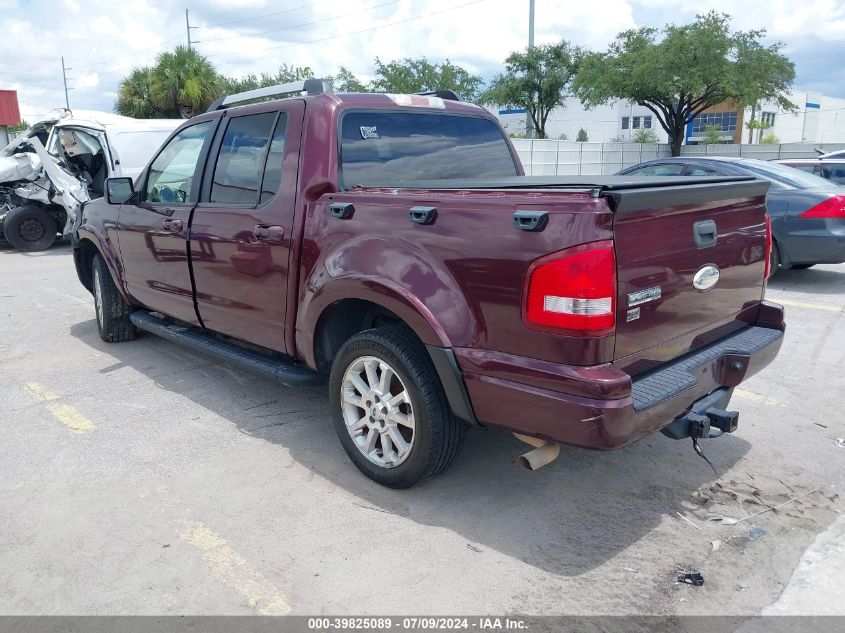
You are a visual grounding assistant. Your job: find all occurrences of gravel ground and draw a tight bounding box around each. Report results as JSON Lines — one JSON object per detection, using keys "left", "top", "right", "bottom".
{"left": 1, "top": 243, "right": 843, "bottom": 615}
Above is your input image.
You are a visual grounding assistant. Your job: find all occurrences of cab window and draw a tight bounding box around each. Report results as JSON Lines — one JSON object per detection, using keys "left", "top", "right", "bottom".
{"left": 145, "top": 121, "right": 214, "bottom": 204}
{"left": 210, "top": 113, "right": 282, "bottom": 205}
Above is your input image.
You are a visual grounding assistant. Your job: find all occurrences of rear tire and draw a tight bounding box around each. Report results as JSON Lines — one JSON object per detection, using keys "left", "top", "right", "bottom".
{"left": 2, "top": 204, "right": 57, "bottom": 252}
{"left": 329, "top": 327, "right": 466, "bottom": 488}
{"left": 769, "top": 239, "right": 781, "bottom": 275}
{"left": 92, "top": 254, "right": 137, "bottom": 342}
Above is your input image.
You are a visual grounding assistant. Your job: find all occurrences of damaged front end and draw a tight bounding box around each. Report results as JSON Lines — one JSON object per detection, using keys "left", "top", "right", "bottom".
{"left": 0, "top": 136, "right": 89, "bottom": 247}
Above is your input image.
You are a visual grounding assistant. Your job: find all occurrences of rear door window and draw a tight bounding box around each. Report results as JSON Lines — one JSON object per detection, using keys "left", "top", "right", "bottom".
{"left": 259, "top": 115, "right": 288, "bottom": 204}
{"left": 340, "top": 111, "right": 518, "bottom": 187}
{"left": 210, "top": 113, "right": 277, "bottom": 205}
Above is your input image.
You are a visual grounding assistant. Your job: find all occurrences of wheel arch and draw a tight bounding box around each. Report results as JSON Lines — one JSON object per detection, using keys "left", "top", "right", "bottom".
{"left": 73, "top": 234, "right": 131, "bottom": 304}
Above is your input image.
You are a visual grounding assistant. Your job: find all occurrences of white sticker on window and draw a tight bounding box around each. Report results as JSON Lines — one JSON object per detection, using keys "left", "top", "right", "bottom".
{"left": 360, "top": 126, "right": 379, "bottom": 139}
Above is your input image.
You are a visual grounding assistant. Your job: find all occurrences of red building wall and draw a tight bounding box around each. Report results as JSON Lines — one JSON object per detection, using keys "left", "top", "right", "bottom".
{"left": 0, "top": 90, "right": 22, "bottom": 126}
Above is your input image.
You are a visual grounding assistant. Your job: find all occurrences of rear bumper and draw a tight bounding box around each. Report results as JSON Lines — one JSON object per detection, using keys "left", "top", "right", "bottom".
{"left": 783, "top": 224, "right": 845, "bottom": 265}
{"left": 451, "top": 301, "right": 785, "bottom": 449}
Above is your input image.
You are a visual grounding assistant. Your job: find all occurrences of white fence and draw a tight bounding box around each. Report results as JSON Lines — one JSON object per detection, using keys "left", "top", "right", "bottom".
{"left": 511, "top": 140, "right": 845, "bottom": 176}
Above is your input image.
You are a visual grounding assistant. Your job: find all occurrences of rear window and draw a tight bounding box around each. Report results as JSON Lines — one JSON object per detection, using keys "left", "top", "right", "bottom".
{"left": 627, "top": 163, "right": 685, "bottom": 176}
{"left": 340, "top": 111, "right": 518, "bottom": 188}
{"left": 780, "top": 163, "right": 817, "bottom": 174}
{"left": 822, "top": 165, "right": 845, "bottom": 185}
{"left": 738, "top": 160, "right": 832, "bottom": 189}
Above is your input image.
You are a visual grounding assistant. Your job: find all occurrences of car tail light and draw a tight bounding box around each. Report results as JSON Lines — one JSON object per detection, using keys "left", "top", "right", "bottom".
{"left": 524, "top": 240, "right": 616, "bottom": 334}
{"left": 764, "top": 212, "right": 773, "bottom": 279}
{"left": 800, "top": 195, "right": 845, "bottom": 218}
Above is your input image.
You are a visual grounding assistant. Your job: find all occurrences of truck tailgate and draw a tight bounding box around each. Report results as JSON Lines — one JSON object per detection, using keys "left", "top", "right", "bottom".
{"left": 609, "top": 179, "right": 770, "bottom": 371}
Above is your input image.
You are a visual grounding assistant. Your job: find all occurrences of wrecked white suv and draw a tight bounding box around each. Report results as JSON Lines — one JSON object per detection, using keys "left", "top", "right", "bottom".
{"left": 0, "top": 111, "right": 181, "bottom": 251}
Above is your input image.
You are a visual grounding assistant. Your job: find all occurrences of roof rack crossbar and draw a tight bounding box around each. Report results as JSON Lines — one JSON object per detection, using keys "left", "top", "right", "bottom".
{"left": 207, "top": 78, "right": 332, "bottom": 113}
{"left": 415, "top": 90, "right": 461, "bottom": 102}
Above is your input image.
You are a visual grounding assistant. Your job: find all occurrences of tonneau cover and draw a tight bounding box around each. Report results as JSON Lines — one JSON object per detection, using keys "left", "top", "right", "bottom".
{"left": 352, "top": 175, "right": 758, "bottom": 191}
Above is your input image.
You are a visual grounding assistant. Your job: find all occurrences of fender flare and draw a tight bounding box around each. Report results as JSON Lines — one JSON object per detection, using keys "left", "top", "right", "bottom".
{"left": 73, "top": 227, "right": 131, "bottom": 305}
{"left": 296, "top": 275, "right": 453, "bottom": 370}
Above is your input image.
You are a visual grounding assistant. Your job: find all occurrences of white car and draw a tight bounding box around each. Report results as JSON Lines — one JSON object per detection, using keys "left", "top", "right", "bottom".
{"left": 0, "top": 110, "right": 181, "bottom": 251}
{"left": 815, "top": 148, "right": 845, "bottom": 160}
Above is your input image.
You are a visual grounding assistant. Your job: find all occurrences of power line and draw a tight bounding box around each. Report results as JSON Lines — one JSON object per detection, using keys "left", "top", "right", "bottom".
{"left": 203, "top": 0, "right": 486, "bottom": 59}
{"left": 195, "top": 0, "right": 402, "bottom": 44}
{"left": 199, "top": 3, "right": 315, "bottom": 29}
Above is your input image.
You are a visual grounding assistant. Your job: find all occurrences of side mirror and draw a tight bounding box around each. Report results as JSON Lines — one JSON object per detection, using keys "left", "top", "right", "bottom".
{"left": 106, "top": 177, "right": 135, "bottom": 205}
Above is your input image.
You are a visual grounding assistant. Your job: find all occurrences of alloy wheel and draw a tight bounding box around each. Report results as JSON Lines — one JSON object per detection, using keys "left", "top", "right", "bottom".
{"left": 341, "top": 355, "right": 415, "bottom": 468}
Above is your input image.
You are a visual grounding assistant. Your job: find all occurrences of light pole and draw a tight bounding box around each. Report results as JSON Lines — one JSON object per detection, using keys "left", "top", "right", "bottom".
{"left": 525, "top": 0, "right": 535, "bottom": 138}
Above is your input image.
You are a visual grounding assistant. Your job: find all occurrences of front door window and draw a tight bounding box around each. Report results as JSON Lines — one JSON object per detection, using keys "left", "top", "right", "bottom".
{"left": 145, "top": 121, "right": 214, "bottom": 204}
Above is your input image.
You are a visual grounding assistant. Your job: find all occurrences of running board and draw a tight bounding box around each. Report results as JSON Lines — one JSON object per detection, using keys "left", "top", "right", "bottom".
{"left": 129, "top": 311, "right": 325, "bottom": 387}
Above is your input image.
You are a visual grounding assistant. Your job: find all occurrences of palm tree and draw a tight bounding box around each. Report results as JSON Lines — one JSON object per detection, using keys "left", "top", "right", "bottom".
{"left": 116, "top": 67, "right": 156, "bottom": 118}
{"left": 150, "top": 46, "right": 221, "bottom": 118}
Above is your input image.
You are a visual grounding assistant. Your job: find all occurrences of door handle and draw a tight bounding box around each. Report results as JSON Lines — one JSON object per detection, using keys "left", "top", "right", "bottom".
{"left": 161, "top": 218, "right": 183, "bottom": 232}
{"left": 513, "top": 210, "right": 549, "bottom": 232}
{"left": 253, "top": 225, "right": 284, "bottom": 242}
{"left": 693, "top": 219, "right": 718, "bottom": 248}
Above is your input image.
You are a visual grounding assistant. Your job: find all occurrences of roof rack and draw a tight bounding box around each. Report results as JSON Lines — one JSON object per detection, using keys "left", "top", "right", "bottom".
{"left": 206, "top": 78, "right": 332, "bottom": 113}
{"left": 416, "top": 90, "right": 461, "bottom": 101}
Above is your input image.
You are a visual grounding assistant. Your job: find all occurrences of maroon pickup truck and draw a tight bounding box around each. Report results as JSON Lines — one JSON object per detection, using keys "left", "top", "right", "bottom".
{"left": 73, "top": 80, "right": 784, "bottom": 488}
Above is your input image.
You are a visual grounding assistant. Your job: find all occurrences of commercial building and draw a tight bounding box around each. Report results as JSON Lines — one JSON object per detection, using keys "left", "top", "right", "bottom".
{"left": 0, "top": 90, "right": 22, "bottom": 146}
{"left": 494, "top": 90, "right": 845, "bottom": 145}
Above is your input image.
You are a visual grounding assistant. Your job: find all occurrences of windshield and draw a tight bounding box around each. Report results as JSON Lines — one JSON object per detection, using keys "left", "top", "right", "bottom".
{"left": 738, "top": 159, "right": 834, "bottom": 189}
{"left": 340, "top": 111, "right": 518, "bottom": 188}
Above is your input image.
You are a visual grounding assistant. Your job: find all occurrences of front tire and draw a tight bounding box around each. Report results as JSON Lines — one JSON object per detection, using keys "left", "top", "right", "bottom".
{"left": 2, "top": 204, "right": 57, "bottom": 252}
{"left": 92, "top": 254, "right": 137, "bottom": 342}
{"left": 329, "top": 328, "right": 466, "bottom": 488}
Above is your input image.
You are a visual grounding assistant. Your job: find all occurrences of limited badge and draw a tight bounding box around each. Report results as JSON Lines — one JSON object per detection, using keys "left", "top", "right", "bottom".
{"left": 360, "top": 126, "right": 379, "bottom": 139}
{"left": 628, "top": 286, "right": 662, "bottom": 307}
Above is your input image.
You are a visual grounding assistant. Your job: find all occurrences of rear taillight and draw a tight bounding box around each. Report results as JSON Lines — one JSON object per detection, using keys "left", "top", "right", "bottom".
{"left": 800, "top": 195, "right": 845, "bottom": 218}
{"left": 524, "top": 240, "right": 616, "bottom": 334}
{"left": 764, "top": 212, "right": 773, "bottom": 279}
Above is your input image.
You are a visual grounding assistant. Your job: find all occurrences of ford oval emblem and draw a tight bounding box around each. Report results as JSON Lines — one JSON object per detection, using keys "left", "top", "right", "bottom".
{"left": 693, "top": 265, "right": 720, "bottom": 291}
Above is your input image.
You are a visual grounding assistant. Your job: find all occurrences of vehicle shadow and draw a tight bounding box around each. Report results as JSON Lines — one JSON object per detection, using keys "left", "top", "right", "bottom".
{"left": 69, "top": 317, "right": 751, "bottom": 578}
{"left": 0, "top": 238, "right": 71, "bottom": 256}
{"left": 769, "top": 265, "right": 845, "bottom": 296}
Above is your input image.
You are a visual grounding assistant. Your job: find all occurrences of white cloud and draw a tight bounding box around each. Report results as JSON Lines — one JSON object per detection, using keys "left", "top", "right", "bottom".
{"left": 0, "top": 0, "right": 840, "bottom": 122}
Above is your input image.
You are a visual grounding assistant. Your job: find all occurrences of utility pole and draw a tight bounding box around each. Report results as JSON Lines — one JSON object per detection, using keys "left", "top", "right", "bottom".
{"left": 525, "top": 0, "right": 535, "bottom": 138}
{"left": 186, "top": 9, "right": 192, "bottom": 49}
{"left": 61, "top": 56, "right": 72, "bottom": 110}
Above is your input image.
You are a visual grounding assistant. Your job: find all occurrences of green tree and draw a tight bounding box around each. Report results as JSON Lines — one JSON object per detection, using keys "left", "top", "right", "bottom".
{"left": 149, "top": 45, "right": 221, "bottom": 118}
{"left": 760, "top": 133, "right": 780, "bottom": 144}
{"left": 700, "top": 124, "right": 724, "bottom": 144}
{"left": 745, "top": 117, "right": 771, "bottom": 144}
{"left": 576, "top": 128, "right": 589, "bottom": 142}
{"left": 631, "top": 128, "right": 659, "bottom": 143}
{"left": 329, "top": 67, "right": 369, "bottom": 93}
{"left": 573, "top": 12, "right": 795, "bottom": 155}
{"left": 116, "top": 67, "right": 157, "bottom": 118}
{"left": 222, "top": 64, "right": 314, "bottom": 94}
{"left": 481, "top": 42, "right": 583, "bottom": 139}
{"left": 368, "top": 57, "right": 483, "bottom": 101}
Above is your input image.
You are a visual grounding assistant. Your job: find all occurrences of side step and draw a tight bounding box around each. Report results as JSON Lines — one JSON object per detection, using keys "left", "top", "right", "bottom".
{"left": 129, "top": 311, "right": 325, "bottom": 387}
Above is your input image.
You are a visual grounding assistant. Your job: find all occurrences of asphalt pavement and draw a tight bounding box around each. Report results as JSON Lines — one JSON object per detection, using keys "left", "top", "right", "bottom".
{"left": 1, "top": 243, "right": 843, "bottom": 615}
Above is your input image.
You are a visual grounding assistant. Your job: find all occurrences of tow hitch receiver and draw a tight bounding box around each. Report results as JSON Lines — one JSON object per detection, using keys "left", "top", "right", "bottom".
{"left": 661, "top": 389, "right": 739, "bottom": 440}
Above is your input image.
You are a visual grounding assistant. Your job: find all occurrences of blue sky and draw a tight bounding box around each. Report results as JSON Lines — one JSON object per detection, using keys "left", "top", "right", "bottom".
{"left": 0, "top": 0, "right": 842, "bottom": 119}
